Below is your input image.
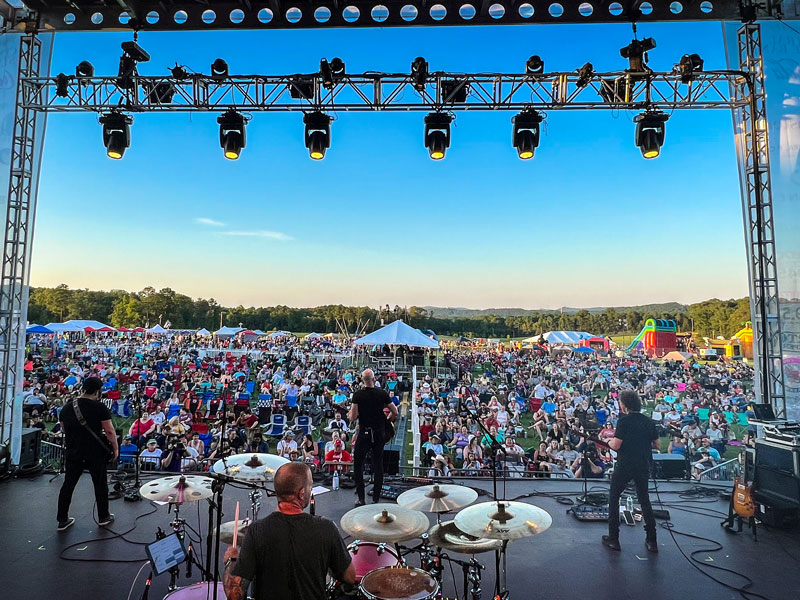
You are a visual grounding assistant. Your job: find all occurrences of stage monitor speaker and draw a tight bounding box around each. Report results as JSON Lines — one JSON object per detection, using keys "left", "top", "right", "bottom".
{"left": 650, "top": 454, "right": 687, "bottom": 479}
{"left": 19, "top": 428, "right": 41, "bottom": 469}
{"left": 383, "top": 449, "right": 400, "bottom": 476}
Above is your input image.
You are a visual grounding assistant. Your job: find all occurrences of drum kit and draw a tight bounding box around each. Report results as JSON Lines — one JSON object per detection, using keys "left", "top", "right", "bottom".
{"left": 336, "top": 484, "right": 552, "bottom": 600}
{"left": 135, "top": 452, "right": 551, "bottom": 600}
{"left": 137, "top": 453, "right": 289, "bottom": 600}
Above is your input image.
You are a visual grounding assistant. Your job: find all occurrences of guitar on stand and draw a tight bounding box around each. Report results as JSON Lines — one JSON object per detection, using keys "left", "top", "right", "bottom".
{"left": 721, "top": 448, "right": 757, "bottom": 540}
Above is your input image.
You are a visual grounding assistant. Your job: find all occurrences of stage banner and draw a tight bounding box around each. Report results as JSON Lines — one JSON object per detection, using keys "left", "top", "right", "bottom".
{"left": 725, "top": 22, "right": 800, "bottom": 421}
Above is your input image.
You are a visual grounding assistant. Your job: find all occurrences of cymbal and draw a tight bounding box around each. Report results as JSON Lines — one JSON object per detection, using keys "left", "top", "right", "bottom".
{"left": 340, "top": 503, "right": 430, "bottom": 543}
{"left": 212, "top": 453, "right": 289, "bottom": 482}
{"left": 139, "top": 475, "right": 214, "bottom": 503}
{"left": 215, "top": 518, "right": 251, "bottom": 545}
{"left": 454, "top": 501, "right": 552, "bottom": 541}
{"left": 428, "top": 520, "right": 503, "bottom": 554}
{"left": 396, "top": 484, "right": 478, "bottom": 513}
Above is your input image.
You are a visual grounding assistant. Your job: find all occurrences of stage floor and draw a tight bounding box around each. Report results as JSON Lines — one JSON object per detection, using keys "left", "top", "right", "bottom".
{"left": 1, "top": 473, "right": 797, "bottom": 600}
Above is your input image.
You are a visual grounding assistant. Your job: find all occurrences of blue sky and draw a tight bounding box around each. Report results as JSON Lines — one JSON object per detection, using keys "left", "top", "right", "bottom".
{"left": 31, "top": 21, "right": 748, "bottom": 309}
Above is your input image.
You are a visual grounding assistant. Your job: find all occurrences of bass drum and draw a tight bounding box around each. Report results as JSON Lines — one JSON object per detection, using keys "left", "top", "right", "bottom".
{"left": 164, "top": 582, "right": 226, "bottom": 599}
{"left": 327, "top": 541, "right": 401, "bottom": 599}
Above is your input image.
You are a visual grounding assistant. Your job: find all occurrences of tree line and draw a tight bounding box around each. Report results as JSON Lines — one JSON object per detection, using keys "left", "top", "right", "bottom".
{"left": 27, "top": 284, "right": 752, "bottom": 340}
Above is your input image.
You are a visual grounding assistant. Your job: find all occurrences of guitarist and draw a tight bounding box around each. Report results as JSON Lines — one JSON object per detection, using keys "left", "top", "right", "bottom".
{"left": 348, "top": 369, "right": 398, "bottom": 507}
{"left": 599, "top": 390, "right": 659, "bottom": 554}
{"left": 56, "top": 377, "right": 118, "bottom": 531}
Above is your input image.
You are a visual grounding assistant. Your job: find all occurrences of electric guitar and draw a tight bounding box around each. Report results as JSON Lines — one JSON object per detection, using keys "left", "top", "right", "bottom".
{"left": 732, "top": 476, "right": 755, "bottom": 518}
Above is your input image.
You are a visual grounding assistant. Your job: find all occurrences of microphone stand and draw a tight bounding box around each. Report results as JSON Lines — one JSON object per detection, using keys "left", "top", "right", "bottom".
{"left": 211, "top": 383, "right": 229, "bottom": 600}
{"left": 462, "top": 403, "right": 508, "bottom": 598}
{"left": 128, "top": 388, "right": 143, "bottom": 501}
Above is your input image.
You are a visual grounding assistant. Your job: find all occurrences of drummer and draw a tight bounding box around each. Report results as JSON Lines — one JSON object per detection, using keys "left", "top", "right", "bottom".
{"left": 223, "top": 462, "right": 356, "bottom": 600}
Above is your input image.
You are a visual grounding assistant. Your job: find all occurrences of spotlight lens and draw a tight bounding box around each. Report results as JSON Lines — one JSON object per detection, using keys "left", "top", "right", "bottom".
{"left": 225, "top": 150, "right": 240, "bottom": 160}
{"left": 643, "top": 149, "right": 659, "bottom": 159}
{"left": 107, "top": 150, "right": 123, "bottom": 160}
{"left": 310, "top": 150, "right": 324, "bottom": 160}
{"left": 519, "top": 150, "right": 534, "bottom": 160}
{"left": 431, "top": 151, "right": 444, "bottom": 160}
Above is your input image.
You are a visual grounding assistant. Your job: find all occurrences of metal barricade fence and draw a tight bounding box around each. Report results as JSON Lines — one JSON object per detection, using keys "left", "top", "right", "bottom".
{"left": 699, "top": 458, "right": 740, "bottom": 481}
{"left": 40, "top": 440, "right": 63, "bottom": 473}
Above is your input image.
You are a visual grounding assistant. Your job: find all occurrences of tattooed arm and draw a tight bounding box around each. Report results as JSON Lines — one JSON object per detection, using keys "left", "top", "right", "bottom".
{"left": 222, "top": 567, "right": 250, "bottom": 600}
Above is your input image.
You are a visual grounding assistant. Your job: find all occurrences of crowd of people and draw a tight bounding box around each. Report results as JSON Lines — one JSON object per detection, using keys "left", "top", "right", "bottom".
{"left": 22, "top": 330, "right": 756, "bottom": 482}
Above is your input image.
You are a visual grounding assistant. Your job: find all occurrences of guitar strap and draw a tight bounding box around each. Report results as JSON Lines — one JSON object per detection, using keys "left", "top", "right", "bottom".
{"left": 72, "top": 398, "right": 111, "bottom": 455}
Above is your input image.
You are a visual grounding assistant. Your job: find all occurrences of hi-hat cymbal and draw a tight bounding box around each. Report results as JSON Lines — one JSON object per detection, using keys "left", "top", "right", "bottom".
{"left": 140, "top": 475, "right": 214, "bottom": 503}
{"left": 397, "top": 484, "right": 478, "bottom": 513}
{"left": 428, "top": 520, "right": 503, "bottom": 554}
{"left": 454, "top": 501, "right": 552, "bottom": 540}
{"left": 212, "top": 453, "right": 289, "bottom": 482}
{"left": 215, "top": 518, "right": 251, "bottom": 545}
{"left": 340, "top": 504, "right": 430, "bottom": 543}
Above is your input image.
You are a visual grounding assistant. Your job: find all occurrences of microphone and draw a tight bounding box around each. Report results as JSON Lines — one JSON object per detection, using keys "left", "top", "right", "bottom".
{"left": 186, "top": 545, "right": 193, "bottom": 578}
{"left": 310, "top": 494, "right": 316, "bottom": 515}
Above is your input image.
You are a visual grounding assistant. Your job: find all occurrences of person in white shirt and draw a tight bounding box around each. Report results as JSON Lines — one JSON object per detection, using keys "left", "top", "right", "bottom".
{"left": 151, "top": 406, "right": 166, "bottom": 432}
{"left": 181, "top": 445, "right": 200, "bottom": 471}
{"left": 277, "top": 431, "right": 298, "bottom": 459}
{"left": 139, "top": 440, "right": 163, "bottom": 470}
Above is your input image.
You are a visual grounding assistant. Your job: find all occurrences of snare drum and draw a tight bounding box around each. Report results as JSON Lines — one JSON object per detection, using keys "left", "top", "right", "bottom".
{"left": 348, "top": 541, "right": 401, "bottom": 582}
{"left": 359, "top": 566, "right": 439, "bottom": 600}
{"left": 163, "top": 582, "right": 226, "bottom": 599}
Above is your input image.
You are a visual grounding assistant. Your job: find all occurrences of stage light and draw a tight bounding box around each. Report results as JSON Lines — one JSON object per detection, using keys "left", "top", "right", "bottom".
{"left": 512, "top": 109, "right": 543, "bottom": 160}
{"left": 288, "top": 77, "right": 315, "bottom": 100}
{"left": 211, "top": 59, "right": 229, "bottom": 79}
{"left": 117, "top": 40, "right": 150, "bottom": 90}
{"left": 634, "top": 111, "right": 668, "bottom": 159}
{"left": 217, "top": 110, "right": 247, "bottom": 160}
{"left": 525, "top": 55, "right": 545, "bottom": 75}
{"left": 75, "top": 61, "right": 94, "bottom": 78}
{"left": 576, "top": 63, "right": 594, "bottom": 88}
{"left": 677, "top": 53, "right": 704, "bottom": 83}
{"left": 441, "top": 79, "right": 469, "bottom": 103}
{"left": 320, "top": 58, "right": 345, "bottom": 90}
{"left": 304, "top": 111, "right": 332, "bottom": 160}
{"left": 620, "top": 37, "right": 656, "bottom": 73}
{"left": 55, "top": 73, "right": 70, "bottom": 98}
{"left": 411, "top": 56, "right": 429, "bottom": 92}
{"left": 424, "top": 112, "right": 452, "bottom": 160}
{"left": 99, "top": 112, "right": 132, "bottom": 160}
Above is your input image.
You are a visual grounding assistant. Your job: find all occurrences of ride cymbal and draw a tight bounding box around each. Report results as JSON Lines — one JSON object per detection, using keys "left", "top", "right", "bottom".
{"left": 427, "top": 520, "right": 503, "bottom": 554}
{"left": 139, "top": 475, "right": 214, "bottom": 503}
{"left": 397, "top": 484, "right": 478, "bottom": 513}
{"left": 212, "top": 453, "right": 289, "bottom": 482}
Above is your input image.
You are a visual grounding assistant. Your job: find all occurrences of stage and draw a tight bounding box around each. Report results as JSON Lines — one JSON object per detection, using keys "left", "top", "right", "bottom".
{"left": 1, "top": 474, "right": 797, "bottom": 600}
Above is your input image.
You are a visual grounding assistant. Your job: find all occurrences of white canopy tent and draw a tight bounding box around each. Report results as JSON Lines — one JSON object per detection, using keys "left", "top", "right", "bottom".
{"left": 542, "top": 331, "right": 595, "bottom": 345}
{"left": 196, "top": 328, "right": 211, "bottom": 336}
{"left": 214, "top": 326, "right": 244, "bottom": 337}
{"left": 354, "top": 320, "right": 439, "bottom": 348}
{"left": 146, "top": 324, "right": 168, "bottom": 334}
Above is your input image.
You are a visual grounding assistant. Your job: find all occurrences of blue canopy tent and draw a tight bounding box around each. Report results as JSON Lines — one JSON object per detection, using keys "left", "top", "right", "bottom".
{"left": 26, "top": 324, "right": 53, "bottom": 334}
{"left": 572, "top": 346, "right": 596, "bottom": 354}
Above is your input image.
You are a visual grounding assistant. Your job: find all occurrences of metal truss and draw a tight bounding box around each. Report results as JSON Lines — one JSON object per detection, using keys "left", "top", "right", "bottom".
{"left": 22, "top": 70, "right": 748, "bottom": 113}
{"left": 0, "top": 0, "right": 769, "bottom": 33}
{"left": 735, "top": 23, "right": 786, "bottom": 417}
{"left": 0, "top": 34, "right": 41, "bottom": 454}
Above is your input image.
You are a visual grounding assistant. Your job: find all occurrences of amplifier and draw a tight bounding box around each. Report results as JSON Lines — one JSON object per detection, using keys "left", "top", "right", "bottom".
{"left": 755, "top": 440, "right": 800, "bottom": 477}
{"left": 19, "top": 428, "right": 41, "bottom": 469}
{"left": 650, "top": 454, "right": 687, "bottom": 479}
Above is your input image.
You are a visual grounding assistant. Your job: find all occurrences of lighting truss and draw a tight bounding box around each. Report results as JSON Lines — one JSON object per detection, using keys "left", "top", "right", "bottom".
{"left": 21, "top": 70, "right": 747, "bottom": 113}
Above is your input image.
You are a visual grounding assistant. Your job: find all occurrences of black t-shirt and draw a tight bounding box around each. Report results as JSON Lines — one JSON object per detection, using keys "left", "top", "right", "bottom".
{"left": 231, "top": 512, "right": 351, "bottom": 600}
{"left": 352, "top": 387, "right": 391, "bottom": 430}
{"left": 614, "top": 412, "right": 657, "bottom": 467}
{"left": 59, "top": 397, "right": 112, "bottom": 456}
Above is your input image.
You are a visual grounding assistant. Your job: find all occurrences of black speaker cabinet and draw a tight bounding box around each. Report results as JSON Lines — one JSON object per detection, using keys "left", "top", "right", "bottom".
{"left": 19, "top": 428, "right": 41, "bottom": 469}
{"left": 650, "top": 453, "right": 687, "bottom": 479}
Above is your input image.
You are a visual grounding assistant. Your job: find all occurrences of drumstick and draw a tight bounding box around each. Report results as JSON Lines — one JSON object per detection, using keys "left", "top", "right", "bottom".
{"left": 232, "top": 501, "right": 240, "bottom": 547}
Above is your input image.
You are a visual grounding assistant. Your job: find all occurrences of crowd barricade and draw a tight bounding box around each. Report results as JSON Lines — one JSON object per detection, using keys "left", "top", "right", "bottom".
{"left": 40, "top": 440, "right": 63, "bottom": 472}
{"left": 396, "top": 465, "right": 576, "bottom": 479}
{"left": 698, "top": 458, "right": 740, "bottom": 481}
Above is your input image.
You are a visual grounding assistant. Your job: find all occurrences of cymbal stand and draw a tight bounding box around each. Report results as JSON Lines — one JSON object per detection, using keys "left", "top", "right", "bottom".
{"left": 165, "top": 502, "right": 209, "bottom": 590}
{"left": 465, "top": 557, "right": 483, "bottom": 600}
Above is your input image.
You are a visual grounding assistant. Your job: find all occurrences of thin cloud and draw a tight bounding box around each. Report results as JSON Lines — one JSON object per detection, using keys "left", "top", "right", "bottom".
{"left": 193, "top": 217, "right": 225, "bottom": 226}
{"left": 221, "top": 230, "right": 293, "bottom": 241}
